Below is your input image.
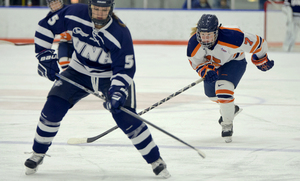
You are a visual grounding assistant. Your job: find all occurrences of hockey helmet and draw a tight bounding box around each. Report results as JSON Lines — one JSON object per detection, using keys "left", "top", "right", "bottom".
{"left": 88, "top": 0, "right": 115, "bottom": 26}
{"left": 196, "top": 14, "right": 219, "bottom": 48}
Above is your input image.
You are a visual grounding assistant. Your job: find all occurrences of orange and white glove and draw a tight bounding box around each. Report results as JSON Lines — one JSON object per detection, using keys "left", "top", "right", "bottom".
{"left": 197, "top": 63, "right": 218, "bottom": 83}
{"left": 251, "top": 54, "right": 274, "bottom": 71}
{"left": 60, "top": 32, "right": 72, "bottom": 42}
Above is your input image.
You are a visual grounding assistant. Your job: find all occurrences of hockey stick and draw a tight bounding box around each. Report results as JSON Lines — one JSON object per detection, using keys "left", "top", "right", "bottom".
{"left": 15, "top": 40, "right": 61, "bottom": 46}
{"left": 0, "top": 40, "right": 34, "bottom": 46}
{"left": 68, "top": 78, "right": 203, "bottom": 144}
{"left": 56, "top": 73, "right": 205, "bottom": 158}
{"left": 0, "top": 40, "right": 60, "bottom": 46}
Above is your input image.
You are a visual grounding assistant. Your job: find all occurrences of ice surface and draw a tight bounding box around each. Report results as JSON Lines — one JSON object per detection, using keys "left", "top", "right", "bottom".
{"left": 0, "top": 43, "right": 299, "bottom": 181}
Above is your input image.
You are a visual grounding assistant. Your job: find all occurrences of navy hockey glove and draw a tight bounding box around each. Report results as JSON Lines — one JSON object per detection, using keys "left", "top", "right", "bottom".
{"left": 198, "top": 63, "right": 218, "bottom": 83}
{"left": 251, "top": 54, "right": 274, "bottom": 71}
{"left": 37, "top": 49, "right": 60, "bottom": 81}
{"left": 103, "top": 92, "right": 127, "bottom": 114}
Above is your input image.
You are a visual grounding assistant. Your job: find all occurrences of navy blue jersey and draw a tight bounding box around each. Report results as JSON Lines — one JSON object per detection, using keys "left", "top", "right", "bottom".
{"left": 34, "top": 3, "right": 135, "bottom": 92}
{"left": 284, "top": 0, "right": 300, "bottom": 17}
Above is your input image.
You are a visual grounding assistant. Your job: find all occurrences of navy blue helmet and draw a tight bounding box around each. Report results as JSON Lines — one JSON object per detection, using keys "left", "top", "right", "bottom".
{"left": 196, "top": 14, "right": 220, "bottom": 48}
{"left": 88, "top": 0, "right": 115, "bottom": 26}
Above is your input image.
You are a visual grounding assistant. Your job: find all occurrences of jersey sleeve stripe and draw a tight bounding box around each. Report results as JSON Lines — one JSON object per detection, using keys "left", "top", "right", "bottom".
{"left": 191, "top": 43, "right": 201, "bottom": 57}
{"left": 253, "top": 46, "right": 262, "bottom": 54}
{"left": 257, "top": 37, "right": 263, "bottom": 49}
{"left": 232, "top": 53, "right": 237, "bottom": 59}
{"left": 250, "top": 35, "right": 260, "bottom": 53}
{"left": 34, "top": 37, "right": 53, "bottom": 49}
{"left": 102, "top": 30, "right": 121, "bottom": 49}
{"left": 36, "top": 25, "right": 55, "bottom": 39}
{"left": 111, "top": 73, "right": 133, "bottom": 87}
{"left": 111, "top": 79, "right": 125, "bottom": 87}
{"left": 65, "top": 15, "right": 93, "bottom": 27}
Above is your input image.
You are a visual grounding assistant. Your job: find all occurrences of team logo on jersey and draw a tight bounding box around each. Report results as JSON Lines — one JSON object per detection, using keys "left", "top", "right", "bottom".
{"left": 73, "top": 27, "right": 89, "bottom": 37}
{"left": 90, "top": 30, "right": 104, "bottom": 46}
{"left": 54, "top": 80, "right": 63, "bottom": 87}
{"left": 221, "top": 48, "right": 227, "bottom": 52}
{"left": 90, "top": 37, "right": 102, "bottom": 45}
{"left": 72, "top": 36, "right": 112, "bottom": 64}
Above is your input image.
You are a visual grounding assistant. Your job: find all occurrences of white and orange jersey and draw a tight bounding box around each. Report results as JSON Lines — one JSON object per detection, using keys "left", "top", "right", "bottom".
{"left": 187, "top": 26, "right": 268, "bottom": 71}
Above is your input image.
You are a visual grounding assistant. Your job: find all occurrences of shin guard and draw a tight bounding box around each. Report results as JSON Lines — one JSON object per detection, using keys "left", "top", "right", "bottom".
{"left": 215, "top": 80, "right": 235, "bottom": 124}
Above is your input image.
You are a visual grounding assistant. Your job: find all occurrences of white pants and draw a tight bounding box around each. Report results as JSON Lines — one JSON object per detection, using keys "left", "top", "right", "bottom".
{"left": 283, "top": 16, "right": 300, "bottom": 52}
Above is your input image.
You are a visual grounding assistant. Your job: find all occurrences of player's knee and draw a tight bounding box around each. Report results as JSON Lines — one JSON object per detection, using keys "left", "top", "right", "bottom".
{"left": 112, "top": 109, "right": 142, "bottom": 134}
{"left": 40, "top": 96, "right": 70, "bottom": 123}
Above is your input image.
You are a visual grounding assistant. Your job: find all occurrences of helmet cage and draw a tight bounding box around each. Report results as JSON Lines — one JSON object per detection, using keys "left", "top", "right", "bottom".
{"left": 196, "top": 29, "right": 218, "bottom": 48}
{"left": 88, "top": 0, "right": 115, "bottom": 26}
{"left": 46, "top": 0, "right": 63, "bottom": 12}
{"left": 196, "top": 14, "right": 219, "bottom": 48}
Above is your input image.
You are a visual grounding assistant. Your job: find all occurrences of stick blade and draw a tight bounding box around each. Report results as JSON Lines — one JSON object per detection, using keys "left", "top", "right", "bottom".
{"left": 0, "top": 40, "right": 15, "bottom": 45}
{"left": 197, "top": 149, "right": 206, "bottom": 159}
{"left": 67, "top": 138, "right": 87, "bottom": 145}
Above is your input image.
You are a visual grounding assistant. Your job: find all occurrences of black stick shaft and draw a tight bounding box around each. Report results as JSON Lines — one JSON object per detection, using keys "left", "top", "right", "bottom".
{"left": 56, "top": 74, "right": 205, "bottom": 158}
{"left": 73, "top": 76, "right": 202, "bottom": 143}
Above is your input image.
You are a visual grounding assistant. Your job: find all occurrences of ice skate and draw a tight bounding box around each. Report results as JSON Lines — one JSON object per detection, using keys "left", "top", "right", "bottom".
{"left": 219, "top": 105, "right": 241, "bottom": 143}
{"left": 24, "top": 152, "right": 46, "bottom": 175}
{"left": 151, "top": 157, "right": 171, "bottom": 179}
{"left": 221, "top": 123, "right": 233, "bottom": 143}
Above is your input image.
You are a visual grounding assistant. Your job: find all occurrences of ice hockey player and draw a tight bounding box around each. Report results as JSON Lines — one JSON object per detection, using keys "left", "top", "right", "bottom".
{"left": 186, "top": 14, "right": 274, "bottom": 143}
{"left": 282, "top": 0, "right": 300, "bottom": 52}
{"left": 24, "top": 0, "right": 170, "bottom": 178}
{"left": 44, "top": 0, "right": 74, "bottom": 70}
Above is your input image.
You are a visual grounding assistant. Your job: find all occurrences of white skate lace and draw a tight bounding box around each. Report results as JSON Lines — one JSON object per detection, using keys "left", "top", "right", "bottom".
{"left": 151, "top": 158, "right": 165, "bottom": 169}
{"left": 24, "top": 151, "right": 51, "bottom": 161}
{"left": 151, "top": 158, "right": 171, "bottom": 178}
{"left": 222, "top": 124, "right": 233, "bottom": 132}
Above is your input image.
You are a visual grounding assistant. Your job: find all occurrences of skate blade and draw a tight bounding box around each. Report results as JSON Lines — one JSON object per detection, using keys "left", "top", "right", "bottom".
{"left": 158, "top": 169, "right": 171, "bottom": 179}
{"left": 25, "top": 167, "right": 38, "bottom": 175}
{"left": 224, "top": 137, "right": 232, "bottom": 143}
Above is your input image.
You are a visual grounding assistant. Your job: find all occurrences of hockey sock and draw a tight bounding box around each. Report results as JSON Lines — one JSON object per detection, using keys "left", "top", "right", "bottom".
{"left": 112, "top": 108, "right": 160, "bottom": 163}
{"left": 33, "top": 96, "right": 70, "bottom": 153}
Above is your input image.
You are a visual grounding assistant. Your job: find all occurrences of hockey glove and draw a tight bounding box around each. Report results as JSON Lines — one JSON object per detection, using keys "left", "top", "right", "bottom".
{"left": 251, "top": 54, "right": 274, "bottom": 71}
{"left": 198, "top": 63, "right": 218, "bottom": 83}
{"left": 103, "top": 91, "right": 127, "bottom": 114}
{"left": 60, "top": 32, "right": 72, "bottom": 42}
{"left": 37, "top": 49, "right": 60, "bottom": 81}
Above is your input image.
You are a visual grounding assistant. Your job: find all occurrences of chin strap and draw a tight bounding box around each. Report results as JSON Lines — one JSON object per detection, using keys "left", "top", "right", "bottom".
{"left": 92, "top": 15, "right": 111, "bottom": 27}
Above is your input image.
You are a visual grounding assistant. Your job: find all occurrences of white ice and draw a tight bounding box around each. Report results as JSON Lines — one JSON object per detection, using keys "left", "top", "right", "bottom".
{"left": 0, "top": 43, "right": 300, "bottom": 181}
